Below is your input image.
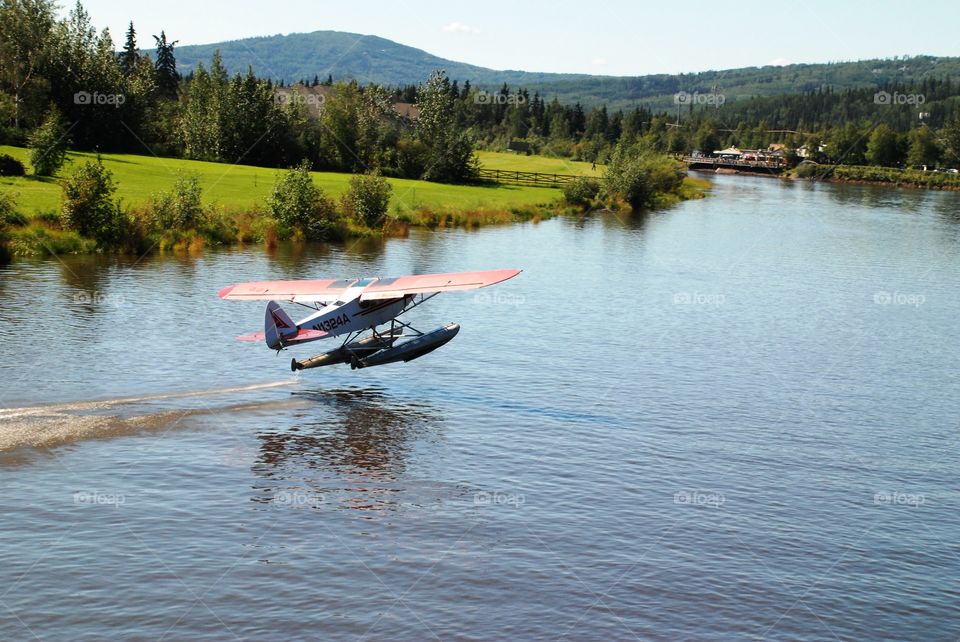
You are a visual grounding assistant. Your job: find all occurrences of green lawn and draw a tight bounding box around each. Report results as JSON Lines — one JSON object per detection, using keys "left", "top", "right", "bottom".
{"left": 475, "top": 150, "right": 601, "bottom": 176}
{"left": 1, "top": 146, "right": 567, "bottom": 216}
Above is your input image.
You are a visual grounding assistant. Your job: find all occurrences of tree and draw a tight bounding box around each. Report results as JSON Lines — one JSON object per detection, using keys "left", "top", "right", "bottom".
{"left": 28, "top": 105, "right": 69, "bottom": 175}
{"left": 584, "top": 105, "right": 608, "bottom": 140}
{"left": 865, "top": 123, "right": 902, "bottom": 167}
{"left": 180, "top": 63, "right": 218, "bottom": 160}
{"left": 268, "top": 160, "right": 339, "bottom": 239}
{"left": 940, "top": 113, "right": 960, "bottom": 169}
{"left": 0, "top": 0, "right": 56, "bottom": 130}
{"left": 665, "top": 127, "right": 688, "bottom": 154}
{"left": 341, "top": 172, "right": 392, "bottom": 228}
{"left": 147, "top": 172, "right": 203, "bottom": 230}
{"left": 562, "top": 176, "right": 600, "bottom": 208}
{"left": 61, "top": 157, "right": 123, "bottom": 245}
{"left": 416, "top": 70, "right": 476, "bottom": 182}
{"left": 119, "top": 21, "right": 139, "bottom": 75}
{"left": 694, "top": 121, "right": 720, "bottom": 154}
{"left": 219, "top": 67, "right": 287, "bottom": 166}
{"left": 906, "top": 126, "right": 941, "bottom": 168}
{"left": 603, "top": 142, "right": 685, "bottom": 210}
{"left": 41, "top": 4, "right": 131, "bottom": 150}
{"left": 153, "top": 30, "right": 179, "bottom": 99}
{"left": 827, "top": 123, "right": 867, "bottom": 165}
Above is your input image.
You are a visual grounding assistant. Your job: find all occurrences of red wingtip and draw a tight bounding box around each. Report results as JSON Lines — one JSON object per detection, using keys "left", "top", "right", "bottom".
{"left": 218, "top": 284, "right": 237, "bottom": 299}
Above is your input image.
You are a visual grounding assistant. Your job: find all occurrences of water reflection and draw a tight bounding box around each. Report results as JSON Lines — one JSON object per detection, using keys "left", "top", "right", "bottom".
{"left": 824, "top": 181, "right": 930, "bottom": 211}
{"left": 263, "top": 240, "right": 336, "bottom": 275}
{"left": 252, "top": 387, "right": 445, "bottom": 513}
{"left": 931, "top": 193, "right": 960, "bottom": 225}
{"left": 57, "top": 254, "right": 112, "bottom": 295}
{"left": 562, "top": 208, "right": 652, "bottom": 233}
{"left": 602, "top": 208, "right": 653, "bottom": 232}
{"left": 340, "top": 235, "right": 389, "bottom": 260}
{"left": 258, "top": 387, "right": 440, "bottom": 475}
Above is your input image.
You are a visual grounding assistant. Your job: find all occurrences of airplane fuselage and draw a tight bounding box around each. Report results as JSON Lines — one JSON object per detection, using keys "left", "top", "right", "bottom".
{"left": 296, "top": 295, "right": 412, "bottom": 339}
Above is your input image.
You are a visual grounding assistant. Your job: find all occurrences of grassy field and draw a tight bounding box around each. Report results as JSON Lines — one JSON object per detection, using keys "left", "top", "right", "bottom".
{"left": 473, "top": 150, "right": 601, "bottom": 177}
{"left": 0, "top": 146, "right": 566, "bottom": 217}
{"left": 0, "top": 145, "right": 703, "bottom": 257}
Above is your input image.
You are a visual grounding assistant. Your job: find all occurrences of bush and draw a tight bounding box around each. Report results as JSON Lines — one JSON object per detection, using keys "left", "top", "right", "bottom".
{"left": 28, "top": 107, "right": 70, "bottom": 177}
{"left": 0, "top": 191, "right": 17, "bottom": 221}
{"left": 268, "top": 160, "right": 339, "bottom": 240}
{"left": 795, "top": 161, "right": 822, "bottom": 179}
{"left": 393, "top": 137, "right": 430, "bottom": 179}
{"left": 0, "top": 154, "right": 25, "bottom": 176}
{"left": 603, "top": 143, "right": 685, "bottom": 209}
{"left": 61, "top": 159, "right": 125, "bottom": 246}
{"left": 7, "top": 224, "right": 96, "bottom": 256}
{"left": 32, "top": 210, "right": 60, "bottom": 227}
{"left": 0, "top": 192, "right": 13, "bottom": 264}
{"left": 562, "top": 177, "right": 601, "bottom": 208}
{"left": 341, "top": 172, "right": 392, "bottom": 228}
{"left": 147, "top": 173, "right": 204, "bottom": 231}
{"left": 828, "top": 164, "right": 960, "bottom": 189}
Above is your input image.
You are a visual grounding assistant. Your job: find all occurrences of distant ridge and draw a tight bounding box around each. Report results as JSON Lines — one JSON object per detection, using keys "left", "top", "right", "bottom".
{"left": 173, "top": 30, "right": 960, "bottom": 109}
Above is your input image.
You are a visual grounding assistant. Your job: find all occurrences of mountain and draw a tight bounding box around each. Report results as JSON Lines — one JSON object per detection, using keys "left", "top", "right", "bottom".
{"left": 173, "top": 30, "right": 960, "bottom": 110}
{"left": 173, "top": 31, "right": 593, "bottom": 86}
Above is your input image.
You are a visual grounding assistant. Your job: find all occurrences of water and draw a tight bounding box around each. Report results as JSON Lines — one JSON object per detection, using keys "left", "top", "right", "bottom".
{"left": 1, "top": 175, "right": 959, "bottom": 640}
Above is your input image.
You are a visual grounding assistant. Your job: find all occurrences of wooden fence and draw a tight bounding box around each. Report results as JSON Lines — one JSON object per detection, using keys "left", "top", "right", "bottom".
{"left": 477, "top": 168, "right": 581, "bottom": 188}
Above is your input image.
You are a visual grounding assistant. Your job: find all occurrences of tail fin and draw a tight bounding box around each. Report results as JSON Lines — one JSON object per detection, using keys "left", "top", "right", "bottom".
{"left": 264, "top": 301, "right": 297, "bottom": 349}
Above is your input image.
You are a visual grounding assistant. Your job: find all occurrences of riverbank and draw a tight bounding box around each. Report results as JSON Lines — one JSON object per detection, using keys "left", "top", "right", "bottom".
{"left": 789, "top": 163, "right": 960, "bottom": 191}
{"left": 0, "top": 146, "right": 701, "bottom": 259}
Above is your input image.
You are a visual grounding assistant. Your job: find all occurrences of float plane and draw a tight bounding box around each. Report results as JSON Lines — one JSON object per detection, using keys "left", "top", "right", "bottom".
{"left": 219, "top": 269, "right": 521, "bottom": 371}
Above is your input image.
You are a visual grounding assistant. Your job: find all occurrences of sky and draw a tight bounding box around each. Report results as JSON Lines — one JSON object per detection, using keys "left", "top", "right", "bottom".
{"left": 62, "top": 0, "right": 960, "bottom": 76}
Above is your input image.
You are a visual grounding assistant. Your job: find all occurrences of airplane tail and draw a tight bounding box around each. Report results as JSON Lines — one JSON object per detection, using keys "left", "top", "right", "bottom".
{"left": 264, "top": 301, "right": 298, "bottom": 350}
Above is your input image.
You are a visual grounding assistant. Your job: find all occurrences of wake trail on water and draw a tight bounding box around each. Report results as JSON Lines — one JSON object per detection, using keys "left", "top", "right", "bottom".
{"left": 0, "top": 380, "right": 302, "bottom": 454}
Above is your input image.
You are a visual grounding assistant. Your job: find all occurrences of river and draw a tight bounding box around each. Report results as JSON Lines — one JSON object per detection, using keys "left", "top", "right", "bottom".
{"left": 1, "top": 175, "right": 958, "bottom": 640}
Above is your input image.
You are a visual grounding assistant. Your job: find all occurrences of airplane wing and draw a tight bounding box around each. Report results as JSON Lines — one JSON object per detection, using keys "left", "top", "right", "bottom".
{"left": 219, "top": 269, "right": 521, "bottom": 302}
{"left": 359, "top": 269, "right": 521, "bottom": 301}
{"left": 218, "top": 278, "right": 359, "bottom": 302}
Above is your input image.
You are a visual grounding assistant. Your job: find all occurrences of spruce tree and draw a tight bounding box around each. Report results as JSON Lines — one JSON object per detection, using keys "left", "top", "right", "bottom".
{"left": 120, "top": 21, "right": 139, "bottom": 75}
{"left": 153, "top": 31, "right": 180, "bottom": 99}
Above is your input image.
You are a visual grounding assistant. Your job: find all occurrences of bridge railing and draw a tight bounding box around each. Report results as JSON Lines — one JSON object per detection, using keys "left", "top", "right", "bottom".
{"left": 682, "top": 156, "right": 787, "bottom": 169}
